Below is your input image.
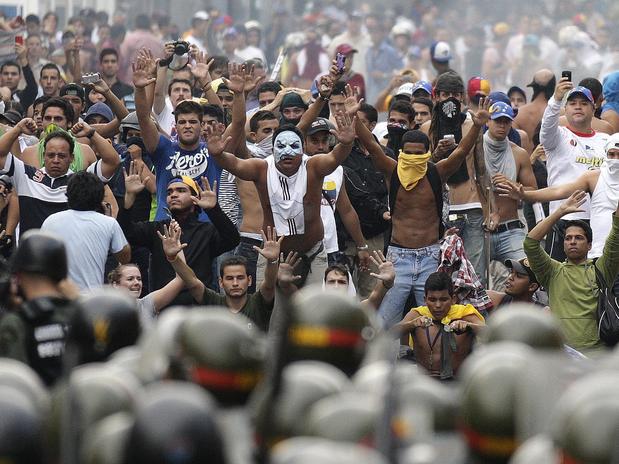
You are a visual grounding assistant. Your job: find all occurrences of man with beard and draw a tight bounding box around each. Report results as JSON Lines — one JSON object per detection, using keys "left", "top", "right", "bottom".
{"left": 133, "top": 58, "right": 222, "bottom": 222}
{"left": 357, "top": 99, "right": 490, "bottom": 328}
{"left": 487, "top": 258, "right": 542, "bottom": 309}
{"left": 513, "top": 68, "right": 556, "bottom": 142}
{"left": 204, "top": 113, "right": 357, "bottom": 289}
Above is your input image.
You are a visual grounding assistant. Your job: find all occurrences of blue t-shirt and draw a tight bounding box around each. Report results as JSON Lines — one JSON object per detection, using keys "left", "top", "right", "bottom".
{"left": 152, "top": 135, "right": 222, "bottom": 222}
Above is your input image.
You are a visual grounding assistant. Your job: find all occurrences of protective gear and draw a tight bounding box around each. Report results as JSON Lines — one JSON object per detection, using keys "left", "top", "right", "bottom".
{"left": 400, "top": 375, "right": 459, "bottom": 432}
{"left": 107, "top": 346, "right": 142, "bottom": 378}
{"left": 481, "top": 304, "right": 565, "bottom": 349}
{"left": 0, "top": 358, "right": 49, "bottom": 414}
{"left": 550, "top": 372, "right": 619, "bottom": 464}
{"left": 273, "top": 130, "right": 304, "bottom": 163}
{"left": 176, "top": 308, "right": 266, "bottom": 406}
{"left": 124, "top": 381, "right": 226, "bottom": 464}
{"left": 288, "top": 287, "right": 376, "bottom": 376}
{"left": 251, "top": 361, "right": 350, "bottom": 445}
{"left": 508, "top": 435, "right": 559, "bottom": 464}
{"left": 271, "top": 437, "right": 387, "bottom": 464}
{"left": 11, "top": 230, "right": 67, "bottom": 282}
{"left": 68, "top": 287, "right": 140, "bottom": 365}
{"left": 304, "top": 391, "right": 379, "bottom": 443}
{"left": 48, "top": 364, "right": 141, "bottom": 462}
{"left": 81, "top": 412, "right": 133, "bottom": 464}
{"left": 0, "top": 385, "right": 45, "bottom": 464}
{"left": 459, "top": 342, "right": 534, "bottom": 464}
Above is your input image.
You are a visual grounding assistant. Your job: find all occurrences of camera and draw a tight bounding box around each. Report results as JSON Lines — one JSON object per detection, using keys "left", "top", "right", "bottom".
{"left": 173, "top": 41, "right": 190, "bottom": 56}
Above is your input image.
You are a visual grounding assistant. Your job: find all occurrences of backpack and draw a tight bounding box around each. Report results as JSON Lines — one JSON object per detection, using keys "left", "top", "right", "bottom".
{"left": 593, "top": 263, "right": 619, "bottom": 346}
{"left": 389, "top": 162, "right": 446, "bottom": 238}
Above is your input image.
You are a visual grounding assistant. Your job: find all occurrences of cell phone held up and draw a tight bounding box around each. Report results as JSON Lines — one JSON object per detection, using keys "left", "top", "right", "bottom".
{"left": 81, "top": 73, "right": 101, "bottom": 85}
{"left": 14, "top": 35, "right": 23, "bottom": 46}
{"left": 562, "top": 70, "right": 572, "bottom": 82}
{"left": 335, "top": 52, "right": 346, "bottom": 74}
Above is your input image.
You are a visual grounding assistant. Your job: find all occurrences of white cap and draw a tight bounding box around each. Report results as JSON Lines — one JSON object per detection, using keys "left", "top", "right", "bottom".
{"left": 245, "top": 20, "right": 262, "bottom": 31}
{"left": 431, "top": 41, "right": 452, "bottom": 63}
{"left": 391, "top": 22, "right": 414, "bottom": 37}
{"left": 193, "top": 10, "right": 209, "bottom": 20}
{"left": 396, "top": 83, "right": 415, "bottom": 96}
{"left": 605, "top": 133, "right": 619, "bottom": 153}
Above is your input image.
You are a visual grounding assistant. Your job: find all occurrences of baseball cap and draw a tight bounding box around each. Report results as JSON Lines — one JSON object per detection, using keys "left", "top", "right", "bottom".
{"left": 566, "top": 86, "right": 594, "bottom": 104}
{"left": 193, "top": 11, "right": 209, "bottom": 20}
{"left": 489, "top": 101, "right": 515, "bottom": 120}
{"left": 396, "top": 83, "right": 415, "bottom": 97}
{"left": 488, "top": 91, "right": 511, "bottom": 105}
{"left": 60, "top": 83, "right": 85, "bottom": 101}
{"left": 0, "top": 109, "right": 22, "bottom": 126}
{"left": 411, "top": 80, "right": 432, "bottom": 96}
{"left": 84, "top": 102, "right": 114, "bottom": 123}
{"left": 430, "top": 41, "right": 452, "bottom": 63}
{"left": 167, "top": 175, "right": 199, "bottom": 195}
{"left": 508, "top": 86, "right": 527, "bottom": 99}
{"left": 223, "top": 27, "right": 238, "bottom": 37}
{"left": 604, "top": 133, "right": 619, "bottom": 154}
{"left": 467, "top": 76, "right": 491, "bottom": 100}
{"left": 245, "top": 20, "right": 261, "bottom": 30}
{"left": 335, "top": 43, "right": 358, "bottom": 55}
{"left": 307, "top": 117, "right": 334, "bottom": 136}
{"left": 348, "top": 10, "right": 363, "bottom": 19}
{"left": 505, "top": 258, "right": 539, "bottom": 284}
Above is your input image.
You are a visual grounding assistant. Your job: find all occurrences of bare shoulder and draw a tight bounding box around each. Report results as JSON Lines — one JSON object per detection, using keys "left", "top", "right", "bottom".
{"left": 510, "top": 142, "right": 528, "bottom": 161}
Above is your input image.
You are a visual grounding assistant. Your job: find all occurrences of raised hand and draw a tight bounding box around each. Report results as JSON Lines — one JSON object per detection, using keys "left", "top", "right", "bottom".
{"left": 15, "top": 42, "right": 27, "bottom": 66}
{"left": 318, "top": 74, "right": 334, "bottom": 98}
{"left": 16, "top": 118, "right": 37, "bottom": 136}
{"left": 132, "top": 55, "right": 156, "bottom": 88}
{"left": 559, "top": 190, "right": 587, "bottom": 216}
{"left": 224, "top": 62, "right": 246, "bottom": 94}
{"left": 332, "top": 111, "right": 357, "bottom": 145}
{"left": 123, "top": 161, "right": 147, "bottom": 195}
{"left": 471, "top": 97, "right": 491, "bottom": 127}
{"left": 157, "top": 220, "right": 187, "bottom": 260}
{"left": 188, "top": 52, "right": 213, "bottom": 87}
{"left": 243, "top": 64, "right": 265, "bottom": 94}
{"left": 554, "top": 77, "right": 574, "bottom": 101}
{"left": 191, "top": 176, "right": 218, "bottom": 210}
{"left": 90, "top": 76, "right": 110, "bottom": 95}
{"left": 136, "top": 48, "right": 157, "bottom": 78}
{"left": 254, "top": 226, "right": 283, "bottom": 263}
{"left": 70, "top": 121, "right": 95, "bottom": 138}
{"left": 277, "top": 251, "right": 302, "bottom": 287}
{"left": 343, "top": 84, "right": 363, "bottom": 116}
{"left": 369, "top": 250, "right": 395, "bottom": 289}
{"left": 204, "top": 123, "right": 232, "bottom": 156}
{"left": 163, "top": 42, "right": 176, "bottom": 61}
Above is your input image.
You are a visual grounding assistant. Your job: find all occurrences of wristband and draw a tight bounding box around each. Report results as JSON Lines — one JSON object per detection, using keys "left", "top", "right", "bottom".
{"left": 268, "top": 259, "right": 279, "bottom": 265}
{"left": 319, "top": 94, "right": 330, "bottom": 102}
{"left": 159, "top": 57, "right": 172, "bottom": 67}
{"left": 356, "top": 244, "right": 369, "bottom": 251}
{"left": 86, "top": 128, "right": 96, "bottom": 139}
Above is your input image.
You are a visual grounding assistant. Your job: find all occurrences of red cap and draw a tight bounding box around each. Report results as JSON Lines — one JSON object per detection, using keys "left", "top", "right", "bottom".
{"left": 467, "top": 76, "right": 491, "bottom": 99}
{"left": 336, "top": 43, "right": 358, "bottom": 55}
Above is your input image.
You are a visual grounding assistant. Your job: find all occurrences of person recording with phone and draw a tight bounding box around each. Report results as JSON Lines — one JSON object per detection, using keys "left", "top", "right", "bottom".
{"left": 539, "top": 72, "right": 608, "bottom": 261}
{"left": 1, "top": 36, "right": 38, "bottom": 111}
{"left": 331, "top": 44, "right": 365, "bottom": 100}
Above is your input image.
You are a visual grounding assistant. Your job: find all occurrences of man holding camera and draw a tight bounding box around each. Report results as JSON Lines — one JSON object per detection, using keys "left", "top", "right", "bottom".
{"left": 539, "top": 76, "right": 608, "bottom": 261}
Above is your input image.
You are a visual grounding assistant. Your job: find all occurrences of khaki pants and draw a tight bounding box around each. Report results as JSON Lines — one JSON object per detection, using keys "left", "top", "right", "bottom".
{"left": 343, "top": 233, "right": 385, "bottom": 299}
{"left": 255, "top": 241, "right": 328, "bottom": 289}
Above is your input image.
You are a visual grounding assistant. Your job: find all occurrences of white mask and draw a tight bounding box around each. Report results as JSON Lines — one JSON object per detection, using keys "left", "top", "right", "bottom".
{"left": 248, "top": 133, "right": 273, "bottom": 159}
{"left": 273, "top": 131, "right": 303, "bottom": 163}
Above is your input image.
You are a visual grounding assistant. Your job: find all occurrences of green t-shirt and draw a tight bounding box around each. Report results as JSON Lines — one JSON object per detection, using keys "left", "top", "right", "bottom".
{"left": 201, "top": 288, "right": 274, "bottom": 332}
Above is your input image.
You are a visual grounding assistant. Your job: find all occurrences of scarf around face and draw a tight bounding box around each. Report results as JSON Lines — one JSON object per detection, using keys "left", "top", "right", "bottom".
{"left": 397, "top": 151, "right": 432, "bottom": 190}
{"left": 483, "top": 131, "right": 516, "bottom": 189}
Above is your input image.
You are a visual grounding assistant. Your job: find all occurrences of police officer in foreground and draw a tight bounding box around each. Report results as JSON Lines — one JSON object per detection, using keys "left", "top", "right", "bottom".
{"left": 0, "top": 230, "right": 80, "bottom": 386}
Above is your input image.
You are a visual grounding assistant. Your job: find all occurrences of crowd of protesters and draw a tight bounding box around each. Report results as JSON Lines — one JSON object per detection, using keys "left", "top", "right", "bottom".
{"left": 0, "top": 1, "right": 619, "bottom": 463}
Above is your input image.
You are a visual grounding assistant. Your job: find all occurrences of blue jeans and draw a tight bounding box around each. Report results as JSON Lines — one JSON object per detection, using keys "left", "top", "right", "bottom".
{"left": 378, "top": 243, "right": 441, "bottom": 329}
{"left": 235, "top": 236, "right": 261, "bottom": 294}
{"left": 490, "top": 226, "right": 526, "bottom": 262}
{"left": 446, "top": 209, "right": 485, "bottom": 285}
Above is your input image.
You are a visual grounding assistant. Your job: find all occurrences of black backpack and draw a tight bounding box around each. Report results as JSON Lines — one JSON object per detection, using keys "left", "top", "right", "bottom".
{"left": 593, "top": 263, "right": 619, "bottom": 346}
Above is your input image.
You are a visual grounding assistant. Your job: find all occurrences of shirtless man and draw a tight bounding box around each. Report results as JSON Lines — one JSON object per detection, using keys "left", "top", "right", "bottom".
{"left": 486, "top": 258, "right": 542, "bottom": 310}
{"left": 205, "top": 113, "right": 357, "bottom": 288}
{"left": 497, "top": 133, "right": 619, "bottom": 261}
{"left": 360, "top": 96, "right": 490, "bottom": 328}
{"left": 513, "top": 68, "right": 555, "bottom": 142}
{"left": 395, "top": 272, "right": 485, "bottom": 380}
{"left": 483, "top": 101, "right": 537, "bottom": 264}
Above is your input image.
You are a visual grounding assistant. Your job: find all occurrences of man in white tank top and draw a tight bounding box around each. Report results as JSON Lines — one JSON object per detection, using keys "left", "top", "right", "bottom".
{"left": 539, "top": 77, "right": 608, "bottom": 260}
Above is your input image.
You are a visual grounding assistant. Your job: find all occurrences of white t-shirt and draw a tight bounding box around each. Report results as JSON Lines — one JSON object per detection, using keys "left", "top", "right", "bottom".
{"left": 320, "top": 166, "right": 344, "bottom": 253}
{"left": 41, "top": 210, "right": 128, "bottom": 290}
{"left": 154, "top": 97, "right": 176, "bottom": 137}
{"left": 540, "top": 96, "right": 608, "bottom": 220}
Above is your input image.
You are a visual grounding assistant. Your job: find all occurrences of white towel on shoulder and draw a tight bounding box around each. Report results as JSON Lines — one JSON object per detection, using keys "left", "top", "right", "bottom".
{"left": 266, "top": 155, "right": 308, "bottom": 236}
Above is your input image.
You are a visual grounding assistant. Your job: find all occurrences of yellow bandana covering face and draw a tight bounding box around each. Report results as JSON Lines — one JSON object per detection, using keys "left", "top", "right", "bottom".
{"left": 397, "top": 151, "right": 432, "bottom": 190}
